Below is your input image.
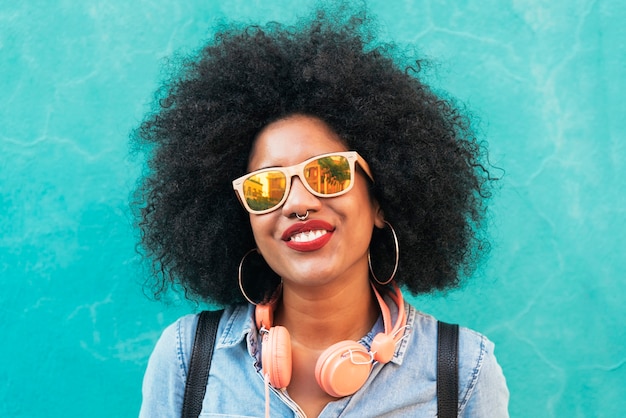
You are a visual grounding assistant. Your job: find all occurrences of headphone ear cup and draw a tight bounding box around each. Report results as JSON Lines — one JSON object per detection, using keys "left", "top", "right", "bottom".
{"left": 315, "top": 340, "right": 373, "bottom": 398}
{"left": 262, "top": 326, "right": 292, "bottom": 389}
{"left": 370, "top": 332, "right": 395, "bottom": 363}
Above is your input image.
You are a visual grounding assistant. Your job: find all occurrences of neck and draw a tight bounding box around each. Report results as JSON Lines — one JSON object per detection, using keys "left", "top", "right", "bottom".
{"left": 273, "top": 277, "right": 379, "bottom": 349}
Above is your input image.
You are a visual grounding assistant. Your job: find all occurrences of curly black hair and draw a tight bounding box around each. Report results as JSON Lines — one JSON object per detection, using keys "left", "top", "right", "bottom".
{"left": 132, "top": 6, "right": 495, "bottom": 306}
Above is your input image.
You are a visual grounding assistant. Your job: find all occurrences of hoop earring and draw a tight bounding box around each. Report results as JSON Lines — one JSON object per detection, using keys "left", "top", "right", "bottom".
{"left": 368, "top": 220, "right": 399, "bottom": 286}
{"left": 238, "top": 248, "right": 281, "bottom": 305}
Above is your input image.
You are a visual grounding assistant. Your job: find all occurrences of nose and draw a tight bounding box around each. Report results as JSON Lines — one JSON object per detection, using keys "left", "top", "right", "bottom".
{"left": 281, "top": 176, "right": 322, "bottom": 218}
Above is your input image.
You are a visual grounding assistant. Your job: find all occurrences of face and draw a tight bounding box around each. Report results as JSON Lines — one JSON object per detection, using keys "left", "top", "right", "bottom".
{"left": 246, "top": 115, "right": 384, "bottom": 291}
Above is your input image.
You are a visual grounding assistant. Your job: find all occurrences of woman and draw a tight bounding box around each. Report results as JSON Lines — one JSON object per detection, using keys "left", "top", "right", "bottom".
{"left": 135, "top": 6, "right": 509, "bottom": 417}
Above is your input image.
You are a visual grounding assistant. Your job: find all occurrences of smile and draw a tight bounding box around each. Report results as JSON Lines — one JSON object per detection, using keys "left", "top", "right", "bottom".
{"left": 281, "top": 220, "right": 335, "bottom": 252}
{"left": 290, "top": 229, "right": 328, "bottom": 243}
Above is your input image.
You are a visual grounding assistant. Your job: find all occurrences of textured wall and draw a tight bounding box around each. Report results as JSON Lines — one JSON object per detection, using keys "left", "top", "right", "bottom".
{"left": 2, "top": 1, "right": 624, "bottom": 417}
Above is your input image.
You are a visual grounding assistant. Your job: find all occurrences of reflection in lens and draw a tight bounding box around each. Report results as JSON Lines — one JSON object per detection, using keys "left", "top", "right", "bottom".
{"left": 304, "top": 156, "right": 351, "bottom": 195}
{"left": 243, "top": 171, "right": 286, "bottom": 211}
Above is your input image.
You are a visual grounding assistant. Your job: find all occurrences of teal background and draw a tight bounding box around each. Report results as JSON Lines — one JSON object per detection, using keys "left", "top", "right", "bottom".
{"left": 2, "top": 0, "right": 624, "bottom": 417}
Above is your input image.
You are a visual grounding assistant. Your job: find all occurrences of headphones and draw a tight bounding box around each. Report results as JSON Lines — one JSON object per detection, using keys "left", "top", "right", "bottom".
{"left": 255, "top": 282, "right": 406, "bottom": 398}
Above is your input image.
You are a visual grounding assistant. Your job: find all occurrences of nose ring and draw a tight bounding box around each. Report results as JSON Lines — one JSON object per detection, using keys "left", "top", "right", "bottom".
{"left": 295, "top": 211, "right": 309, "bottom": 221}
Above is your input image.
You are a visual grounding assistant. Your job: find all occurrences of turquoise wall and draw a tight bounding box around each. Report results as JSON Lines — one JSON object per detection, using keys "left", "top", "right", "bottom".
{"left": 2, "top": 1, "right": 624, "bottom": 417}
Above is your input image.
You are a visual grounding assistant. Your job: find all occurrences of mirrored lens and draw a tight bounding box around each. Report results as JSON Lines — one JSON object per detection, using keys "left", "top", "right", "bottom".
{"left": 304, "top": 155, "right": 352, "bottom": 195}
{"left": 243, "top": 171, "right": 286, "bottom": 211}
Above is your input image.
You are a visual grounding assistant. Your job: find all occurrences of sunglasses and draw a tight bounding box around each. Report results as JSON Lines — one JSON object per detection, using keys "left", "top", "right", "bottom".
{"left": 232, "top": 151, "right": 374, "bottom": 214}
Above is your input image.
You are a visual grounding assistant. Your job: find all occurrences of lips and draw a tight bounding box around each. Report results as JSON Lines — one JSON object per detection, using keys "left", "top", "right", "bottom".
{"left": 281, "top": 219, "right": 335, "bottom": 252}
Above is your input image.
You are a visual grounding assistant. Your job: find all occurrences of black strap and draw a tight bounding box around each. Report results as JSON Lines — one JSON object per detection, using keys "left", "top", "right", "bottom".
{"left": 437, "top": 321, "right": 459, "bottom": 418}
{"left": 181, "top": 310, "right": 223, "bottom": 418}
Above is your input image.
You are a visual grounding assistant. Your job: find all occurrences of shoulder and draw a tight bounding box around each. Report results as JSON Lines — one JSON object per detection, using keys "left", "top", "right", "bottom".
{"left": 139, "top": 313, "right": 199, "bottom": 417}
{"left": 144, "top": 313, "right": 199, "bottom": 375}
{"left": 140, "top": 307, "right": 249, "bottom": 418}
{"left": 146, "top": 305, "right": 251, "bottom": 377}
{"left": 456, "top": 326, "right": 510, "bottom": 417}
{"left": 407, "top": 307, "right": 509, "bottom": 417}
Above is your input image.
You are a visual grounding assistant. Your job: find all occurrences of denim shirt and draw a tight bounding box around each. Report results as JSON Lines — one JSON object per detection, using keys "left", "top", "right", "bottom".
{"left": 140, "top": 301, "right": 509, "bottom": 417}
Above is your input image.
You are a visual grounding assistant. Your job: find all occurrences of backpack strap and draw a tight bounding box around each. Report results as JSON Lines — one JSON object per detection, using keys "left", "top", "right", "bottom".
{"left": 437, "top": 321, "right": 459, "bottom": 418}
{"left": 181, "top": 310, "right": 223, "bottom": 418}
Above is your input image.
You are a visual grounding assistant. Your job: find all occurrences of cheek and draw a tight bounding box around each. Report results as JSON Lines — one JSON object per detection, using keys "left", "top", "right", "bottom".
{"left": 349, "top": 187, "right": 379, "bottom": 220}
{"left": 248, "top": 215, "right": 275, "bottom": 250}
{"left": 336, "top": 196, "right": 377, "bottom": 240}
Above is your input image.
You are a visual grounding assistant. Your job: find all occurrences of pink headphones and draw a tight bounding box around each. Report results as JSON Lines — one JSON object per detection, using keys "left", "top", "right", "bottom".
{"left": 255, "top": 283, "right": 406, "bottom": 397}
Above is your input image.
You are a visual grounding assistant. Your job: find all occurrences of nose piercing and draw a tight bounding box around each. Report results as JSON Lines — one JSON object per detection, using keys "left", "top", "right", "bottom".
{"left": 295, "top": 211, "right": 309, "bottom": 221}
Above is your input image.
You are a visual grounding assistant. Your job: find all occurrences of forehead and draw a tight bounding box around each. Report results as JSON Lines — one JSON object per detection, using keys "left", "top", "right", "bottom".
{"left": 248, "top": 115, "right": 348, "bottom": 170}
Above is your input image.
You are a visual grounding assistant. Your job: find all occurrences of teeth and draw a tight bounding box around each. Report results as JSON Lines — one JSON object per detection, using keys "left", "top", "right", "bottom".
{"left": 291, "top": 229, "right": 327, "bottom": 243}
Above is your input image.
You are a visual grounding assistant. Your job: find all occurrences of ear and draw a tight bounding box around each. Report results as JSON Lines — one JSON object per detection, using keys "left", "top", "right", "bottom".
{"left": 373, "top": 203, "right": 385, "bottom": 229}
